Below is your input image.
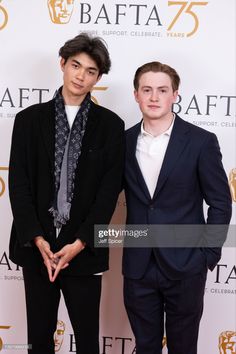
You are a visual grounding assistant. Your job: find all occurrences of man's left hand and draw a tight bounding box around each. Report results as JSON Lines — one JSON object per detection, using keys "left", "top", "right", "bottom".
{"left": 51, "top": 239, "right": 85, "bottom": 282}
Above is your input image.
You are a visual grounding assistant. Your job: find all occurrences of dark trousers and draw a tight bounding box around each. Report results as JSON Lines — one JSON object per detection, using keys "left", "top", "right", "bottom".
{"left": 124, "top": 254, "right": 207, "bottom": 354}
{"left": 23, "top": 267, "right": 102, "bottom": 354}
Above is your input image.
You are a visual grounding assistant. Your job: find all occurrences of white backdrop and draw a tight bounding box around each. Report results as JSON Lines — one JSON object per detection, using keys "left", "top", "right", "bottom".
{"left": 0, "top": 1, "right": 235, "bottom": 353}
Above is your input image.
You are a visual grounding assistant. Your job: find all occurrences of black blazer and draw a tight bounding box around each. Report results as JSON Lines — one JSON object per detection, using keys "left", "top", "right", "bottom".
{"left": 8, "top": 99, "right": 125, "bottom": 275}
{"left": 123, "top": 115, "right": 232, "bottom": 280}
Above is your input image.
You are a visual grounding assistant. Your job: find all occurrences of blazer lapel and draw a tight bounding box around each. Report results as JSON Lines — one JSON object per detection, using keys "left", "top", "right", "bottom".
{"left": 126, "top": 121, "right": 152, "bottom": 201}
{"left": 80, "top": 101, "right": 100, "bottom": 148}
{"left": 38, "top": 101, "right": 55, "bottom": 170}
{"left": 152, "top": 116, "right": 190, "bottom": 199}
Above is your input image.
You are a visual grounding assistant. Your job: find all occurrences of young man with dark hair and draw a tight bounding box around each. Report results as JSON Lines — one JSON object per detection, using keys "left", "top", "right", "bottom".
{"left": 123, "top": 61, "right": 232, "bottom": 354}
{"left": 9, "top": 32, "right": 125, "bottom": 354}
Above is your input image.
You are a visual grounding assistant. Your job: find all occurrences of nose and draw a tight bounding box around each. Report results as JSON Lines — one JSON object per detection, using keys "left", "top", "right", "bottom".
{"left": 76, "top": 68, "right": 85, "bottom": 81}
{"left": 150, "top": 91, "right": 159, "bottom": 101}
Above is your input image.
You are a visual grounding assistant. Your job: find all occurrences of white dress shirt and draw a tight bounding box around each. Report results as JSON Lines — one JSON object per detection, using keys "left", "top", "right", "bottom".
{"left": 136, "top": 116, "right": 175, "bottom": 198}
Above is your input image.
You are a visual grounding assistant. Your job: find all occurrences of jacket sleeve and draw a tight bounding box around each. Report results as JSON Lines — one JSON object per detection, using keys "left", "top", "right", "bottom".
{"left": 75, "top": 118, "right": 125, "bottom": 248}
{"left": 8, "top": 113, "right": 44, "bottom": 246}
{"left": 198, "top": 132, "right": 232, "bottom": 270}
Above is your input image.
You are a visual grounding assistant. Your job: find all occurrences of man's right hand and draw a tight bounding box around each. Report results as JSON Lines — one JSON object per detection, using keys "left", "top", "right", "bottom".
{"left": 34, "top": 236, "right": 57, "bottom": 282}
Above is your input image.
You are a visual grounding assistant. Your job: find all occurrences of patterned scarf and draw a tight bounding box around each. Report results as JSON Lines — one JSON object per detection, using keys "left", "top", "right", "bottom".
{"left": 49, "top": 88, "right": 91, "bottom": 228}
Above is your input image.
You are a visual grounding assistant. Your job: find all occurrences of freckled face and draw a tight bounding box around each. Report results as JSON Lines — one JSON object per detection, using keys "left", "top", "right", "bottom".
{"left": 134, "top": 71, "right": 178, "bottom": 122}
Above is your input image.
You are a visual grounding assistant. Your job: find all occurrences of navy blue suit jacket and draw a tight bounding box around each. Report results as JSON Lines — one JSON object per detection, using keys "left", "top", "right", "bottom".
{"left": 123, "top": 115, "right": 232, "bottom": 280}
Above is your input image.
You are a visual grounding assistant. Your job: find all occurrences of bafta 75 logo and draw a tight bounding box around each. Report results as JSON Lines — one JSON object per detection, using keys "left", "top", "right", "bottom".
{"left": 167, "top": 1, "right": 208, "bottom": 37}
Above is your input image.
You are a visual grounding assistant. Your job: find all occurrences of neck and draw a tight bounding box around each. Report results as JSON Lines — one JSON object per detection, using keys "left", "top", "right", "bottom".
{"left": 62, "top": 87, "right": 86, "bottom": 106}
{"left": 143, "top": 113, "right": 174, "bottom": 136}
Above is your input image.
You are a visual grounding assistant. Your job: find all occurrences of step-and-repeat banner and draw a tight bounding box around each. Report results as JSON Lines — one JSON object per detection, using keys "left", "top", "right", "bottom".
{"left": 0, "top": 1, "right": 235, "bottom": 353}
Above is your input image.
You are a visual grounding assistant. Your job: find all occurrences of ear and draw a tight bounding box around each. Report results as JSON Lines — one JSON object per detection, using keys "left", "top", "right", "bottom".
{"left": 134, "top": 90, "right": 139, "bottom": 103}
{"left": 60, "top": 58, "right": 65, "bottom": 72}
{"left": 96, "top": 74, "right": 102, "bottom": 84}
{"left": 173, "top": 90, "right": 178, "bottom": 102}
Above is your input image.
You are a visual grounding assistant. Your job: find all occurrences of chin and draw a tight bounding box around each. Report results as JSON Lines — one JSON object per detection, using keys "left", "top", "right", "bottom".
{"left": 148, "top": 116, "right": 161, "bottom": 120}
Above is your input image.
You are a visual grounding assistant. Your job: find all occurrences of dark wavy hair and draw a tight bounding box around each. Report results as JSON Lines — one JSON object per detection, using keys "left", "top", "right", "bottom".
{"left": 59, "top": 32, "right": 111, "bottom": 75}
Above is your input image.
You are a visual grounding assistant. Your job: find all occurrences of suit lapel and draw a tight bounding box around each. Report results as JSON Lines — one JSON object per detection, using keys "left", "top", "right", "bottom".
{"left": 126, "top": 121, "right": 152, "bottom": 200}
{"left": 38, "top": 101, "right": 55, "bottom": 170}
{"left": 152, "top": 116, "right": 190, "bottom": 199}
{"left": 80, "top": 101, "right": 100, "bottom": 148}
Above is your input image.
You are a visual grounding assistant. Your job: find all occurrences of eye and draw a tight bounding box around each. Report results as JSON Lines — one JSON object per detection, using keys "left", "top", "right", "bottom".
{"left": 72, "top": 63, "right": 79, "bottom": 69}
{"left": 88, "top": 70, "right": 96, "bottom": 76}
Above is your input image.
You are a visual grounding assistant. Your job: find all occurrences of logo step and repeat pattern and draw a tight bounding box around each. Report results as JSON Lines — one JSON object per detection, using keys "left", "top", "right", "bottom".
{"left": 0, "top": 1, "right": 235, "bottom": 353}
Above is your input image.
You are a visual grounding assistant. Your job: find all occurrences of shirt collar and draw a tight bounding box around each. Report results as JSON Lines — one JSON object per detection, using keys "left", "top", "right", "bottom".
{"left": 141, "top": 113, "right": 175, "bottom": 138}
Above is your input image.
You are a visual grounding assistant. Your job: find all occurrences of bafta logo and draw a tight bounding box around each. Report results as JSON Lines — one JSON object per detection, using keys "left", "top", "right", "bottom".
{"left": 219, "top": 331, "right": 236, "bottom": 354}
{"left": 48, "top": 0, "right": 74, "bottom": 24}
{"left": 54, "top": 320, "right": 65, "bottom": 352}
{"left": 229, "top": 168, "right": 236, "bottom": 202}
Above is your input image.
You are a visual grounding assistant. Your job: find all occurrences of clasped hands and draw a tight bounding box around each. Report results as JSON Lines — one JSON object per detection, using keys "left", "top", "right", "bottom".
{"left": 34, "top": 236, "right": 85, "bottom": 282}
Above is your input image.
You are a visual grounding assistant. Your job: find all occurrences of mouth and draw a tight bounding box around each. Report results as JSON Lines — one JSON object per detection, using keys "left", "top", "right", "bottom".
{"left": 73, "top": 82, "right": 83, "bottom": 89}
{"left": 148, "top": 105, "right": 160, "bottom": 109}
